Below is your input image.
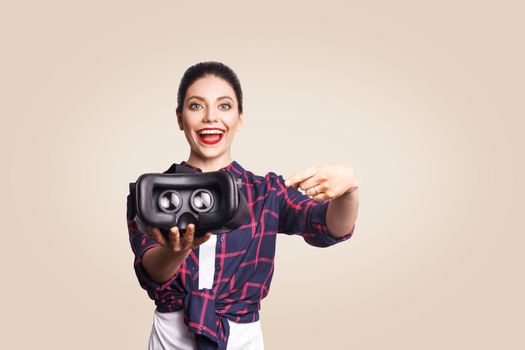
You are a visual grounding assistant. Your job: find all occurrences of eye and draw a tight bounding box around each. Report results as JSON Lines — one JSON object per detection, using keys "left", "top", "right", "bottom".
{"left": 218, "top": 103, "right": 231, "bottom": 110}
{"left": 189, "top": 103, "right": 203, "bottom": 110}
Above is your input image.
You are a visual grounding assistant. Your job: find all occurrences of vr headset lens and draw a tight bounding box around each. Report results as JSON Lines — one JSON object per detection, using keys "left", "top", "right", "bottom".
{"left": 158, "top": 190, "right": 182, "bottom": 213}
{"left": 191, "top": 189, "right": 214, "bottom": 212}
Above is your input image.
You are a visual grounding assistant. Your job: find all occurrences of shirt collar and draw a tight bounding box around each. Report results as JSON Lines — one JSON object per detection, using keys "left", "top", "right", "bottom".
{"left": 179, "top": 160, "right": 245, "bottom": 180}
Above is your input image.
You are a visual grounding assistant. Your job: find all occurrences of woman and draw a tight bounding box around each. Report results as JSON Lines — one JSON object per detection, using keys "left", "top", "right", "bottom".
{"left": 127, "top": 61, "right": 360, "bottom": 350}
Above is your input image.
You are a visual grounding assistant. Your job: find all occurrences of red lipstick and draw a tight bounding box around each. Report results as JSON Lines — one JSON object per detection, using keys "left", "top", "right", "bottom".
{"left": 197, "top": 128, "right": 225, "bottom": 145}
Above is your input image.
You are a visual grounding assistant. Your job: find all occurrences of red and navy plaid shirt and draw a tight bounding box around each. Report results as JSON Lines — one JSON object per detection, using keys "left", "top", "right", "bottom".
{"left": 127, "top": 160, "right": 355, "bottom": 349}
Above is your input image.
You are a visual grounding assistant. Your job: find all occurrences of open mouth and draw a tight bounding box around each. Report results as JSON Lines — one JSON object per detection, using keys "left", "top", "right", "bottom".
{"left": 197, "top": 128, "right": 225, "bottom": 145}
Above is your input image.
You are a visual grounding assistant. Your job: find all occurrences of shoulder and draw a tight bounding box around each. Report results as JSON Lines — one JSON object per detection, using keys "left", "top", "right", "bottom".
{"left": 233, "top": 161, "right": 286, "bottom": 189}
{"left": 241, "top": 168, "right": 286, "bottom": 192}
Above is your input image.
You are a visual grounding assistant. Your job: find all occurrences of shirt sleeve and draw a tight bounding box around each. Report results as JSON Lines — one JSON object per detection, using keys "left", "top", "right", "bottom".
{"left": 126, "top": 193, "right": 178, "bottom": 293}
{"left": 273, "top": 173, "right": 355, "bottom": 247}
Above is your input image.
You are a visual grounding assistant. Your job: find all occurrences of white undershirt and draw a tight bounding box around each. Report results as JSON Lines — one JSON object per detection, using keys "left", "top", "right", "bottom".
{"left": 198, "top": 234, "right": 217, "bottom": 290}
{"left": 148, "top": 309, "right": 264, "bottom": 350}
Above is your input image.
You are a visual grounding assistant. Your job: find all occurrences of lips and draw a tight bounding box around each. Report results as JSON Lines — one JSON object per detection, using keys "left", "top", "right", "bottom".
{"left": 197, "top": 128, "right": 225, "bottom": 145}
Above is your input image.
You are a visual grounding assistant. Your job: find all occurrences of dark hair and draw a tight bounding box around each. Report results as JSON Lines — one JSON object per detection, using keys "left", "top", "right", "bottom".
{"left": 176, "top": 61, "right": 243, "bottom": 114}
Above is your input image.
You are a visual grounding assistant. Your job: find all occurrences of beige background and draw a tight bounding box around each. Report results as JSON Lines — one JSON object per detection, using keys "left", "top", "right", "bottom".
{"left": 2, "top": 0, "right": 524, "bottom": 349}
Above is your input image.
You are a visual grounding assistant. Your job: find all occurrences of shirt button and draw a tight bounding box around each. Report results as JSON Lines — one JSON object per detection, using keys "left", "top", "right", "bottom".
{"left": 220, "top": 236, "right": 225, "bottom": 242}
{"left": 216, "top": 265, "right": 220, "bottom": 271}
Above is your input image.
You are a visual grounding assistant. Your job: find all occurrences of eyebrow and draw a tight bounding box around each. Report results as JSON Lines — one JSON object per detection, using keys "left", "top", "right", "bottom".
{"left": 186, "top": 95, "right": 234, "bottom": 102}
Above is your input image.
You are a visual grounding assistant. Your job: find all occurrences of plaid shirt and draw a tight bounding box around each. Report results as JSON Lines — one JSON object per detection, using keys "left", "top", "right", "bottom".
{"left": 127, "top": 160, "right": 355, "bottom": 349}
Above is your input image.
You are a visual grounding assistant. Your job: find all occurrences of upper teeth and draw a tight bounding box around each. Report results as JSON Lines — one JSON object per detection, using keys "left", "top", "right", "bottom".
{"left": 199, "top": 130, "right": 223, "bottom": 135}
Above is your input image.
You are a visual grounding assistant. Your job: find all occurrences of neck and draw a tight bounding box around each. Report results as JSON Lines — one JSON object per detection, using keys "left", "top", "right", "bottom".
{"left": 186, "top": 150, "right": 233, "bottom": 172}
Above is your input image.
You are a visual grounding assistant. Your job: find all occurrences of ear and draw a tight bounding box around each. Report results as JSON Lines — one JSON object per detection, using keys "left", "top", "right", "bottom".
{"left": 236, "top": 113, "right": 245, "bottom": 131}
{"left": 176, "top": 110, "right": 184, "bottom": 130}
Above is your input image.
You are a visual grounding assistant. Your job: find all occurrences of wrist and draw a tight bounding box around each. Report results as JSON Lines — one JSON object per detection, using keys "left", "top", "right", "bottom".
{"left": 338, "top": 187, "right": 359, "bottom": 201}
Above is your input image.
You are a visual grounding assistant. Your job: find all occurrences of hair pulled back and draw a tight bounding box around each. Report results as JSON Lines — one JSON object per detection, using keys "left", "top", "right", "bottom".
{"left": 176, "top": 61, "right": 243, "bottom": 114}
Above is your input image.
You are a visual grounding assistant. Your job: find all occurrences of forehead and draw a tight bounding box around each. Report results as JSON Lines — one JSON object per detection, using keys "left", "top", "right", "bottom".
{"left": 186, "top": 75, "right": 237, "bottom": 101}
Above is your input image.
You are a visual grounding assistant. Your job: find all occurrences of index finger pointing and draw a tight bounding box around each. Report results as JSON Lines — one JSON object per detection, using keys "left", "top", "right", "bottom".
{"left": 284, "top": 166, "right": 317, "bottom": 187}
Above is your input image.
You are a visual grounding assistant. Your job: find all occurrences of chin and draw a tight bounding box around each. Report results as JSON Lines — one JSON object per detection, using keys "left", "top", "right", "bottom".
{"left": 198, "top": 147, "right": 224, "bottom": 158}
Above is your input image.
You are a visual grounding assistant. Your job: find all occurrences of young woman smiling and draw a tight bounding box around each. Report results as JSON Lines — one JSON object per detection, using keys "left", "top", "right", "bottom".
{"left": 127, "top": 62, "right": 359, "bottom": 350}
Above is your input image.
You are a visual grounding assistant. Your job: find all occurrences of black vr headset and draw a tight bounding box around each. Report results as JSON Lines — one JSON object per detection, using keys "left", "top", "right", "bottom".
{"left": 127, "top": 163, "right": 250, "bottom": 238}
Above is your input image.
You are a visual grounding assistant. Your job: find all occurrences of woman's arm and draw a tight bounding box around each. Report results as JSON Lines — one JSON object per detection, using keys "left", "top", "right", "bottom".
{"left": 142, "top": 245, "right": 191, "bottom": 284}
{"left": 138, "top": 224, "right": 211, "bottom": 284}
{"left": 326, "top": 188, "right": 359, "bottom": 238}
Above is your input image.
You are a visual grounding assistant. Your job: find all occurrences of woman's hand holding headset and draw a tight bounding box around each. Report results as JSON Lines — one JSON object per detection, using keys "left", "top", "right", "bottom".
{"left": 128, "top": 219, "right": 212, "bottom": 283}
{"left": 151, "top": 225, "right": 212, "bottom": 257}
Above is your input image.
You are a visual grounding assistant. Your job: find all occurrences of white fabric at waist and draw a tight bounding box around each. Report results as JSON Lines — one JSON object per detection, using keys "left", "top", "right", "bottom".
{"left": 148, "top": 309, "right": 264, "bottom": 350}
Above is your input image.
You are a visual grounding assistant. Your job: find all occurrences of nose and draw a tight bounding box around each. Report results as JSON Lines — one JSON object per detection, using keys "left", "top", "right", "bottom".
{"left": 203, "top": 107, "right": 218, "bottom": 123}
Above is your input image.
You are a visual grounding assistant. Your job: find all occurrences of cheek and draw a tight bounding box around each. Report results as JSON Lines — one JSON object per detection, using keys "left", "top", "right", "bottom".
{"left": 181, "top": 116, "right": 198, "bottom": 131}
{"left": 182, "top": 125, "right": 196, "bottom": 140}
{"left": 224, "top": 113, "right": 241, "bottom": 128}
